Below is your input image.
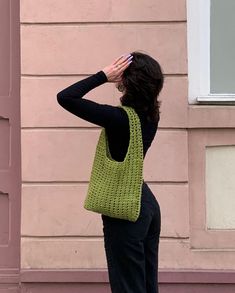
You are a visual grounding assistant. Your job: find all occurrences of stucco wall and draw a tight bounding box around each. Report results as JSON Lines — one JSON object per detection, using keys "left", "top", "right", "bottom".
{"left": 20, "top": 0, "right": 235, "bottom": 270}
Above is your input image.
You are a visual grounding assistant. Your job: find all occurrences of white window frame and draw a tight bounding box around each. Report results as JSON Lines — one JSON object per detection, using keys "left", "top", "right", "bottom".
{"left": 187, "top": 0, "right": 235, "bottom": 104}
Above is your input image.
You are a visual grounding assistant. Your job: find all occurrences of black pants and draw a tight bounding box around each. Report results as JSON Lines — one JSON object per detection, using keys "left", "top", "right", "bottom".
{"left": 101, "top": 181, "right": 161, "bottom": 293}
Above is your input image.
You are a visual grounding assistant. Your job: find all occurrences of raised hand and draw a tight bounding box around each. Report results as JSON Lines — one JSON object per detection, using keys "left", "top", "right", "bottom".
{"left": 102, "top": 54, "right": 133, "bottom": 82}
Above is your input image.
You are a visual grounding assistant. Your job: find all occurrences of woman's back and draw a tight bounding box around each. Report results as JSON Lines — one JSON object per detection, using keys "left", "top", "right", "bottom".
{"left": 105, "top": 108, "right": 158, "bottom": 162}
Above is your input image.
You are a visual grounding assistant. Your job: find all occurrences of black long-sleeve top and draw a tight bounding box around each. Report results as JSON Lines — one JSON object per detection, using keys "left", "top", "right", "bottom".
{"left": 57, "top": 71, "right": 158, "bottom": 162}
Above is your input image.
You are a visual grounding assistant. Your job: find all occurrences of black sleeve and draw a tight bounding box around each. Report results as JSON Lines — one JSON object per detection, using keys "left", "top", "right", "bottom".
{"left": 56, "top": 70, "right": 128, "bottom": 128}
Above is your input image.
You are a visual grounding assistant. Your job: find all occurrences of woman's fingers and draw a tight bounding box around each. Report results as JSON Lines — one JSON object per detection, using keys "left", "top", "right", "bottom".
{"left": 116, "top": 56, "right": 133, "bottom": 72}
{"left": 115, "top": 76, "right": 122, "bottom": 82}
{"left": 113, "top": 54, "right": 126, "bottom": 65}
{"left": 113, "top": 53, "right": 132, "bottom": 66}
{"left": 112, "top": 60, "right": 132, "bottom": 82}
{"left": 102, "top": 54, "right": 133, "bottom": 82}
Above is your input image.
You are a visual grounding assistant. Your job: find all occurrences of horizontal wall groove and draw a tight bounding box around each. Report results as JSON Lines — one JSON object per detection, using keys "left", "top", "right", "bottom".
{"left": 21, "top": 127, "right": 101, "bottom": 130}
{"left": 22, "top": 181, "right": 90, "bottom": 184}
{"left": 21, "top": 235, "right": 104, "bottom": 239}
{"left": 21, "top": 73, "right": 91, "bottom": 78}
{"left": 21, "top": 73, "right": 187, "bottom": 78}
{"left": 191, "top": 248, "right": 235, "bottom": 252}
{"left": 22, "top": 181, "right": 188, "bottom": 185}
{"left": 21, "top": 235, "right": 189, "bottom": 240}
{"left": 20, "top": 21, "right": 186, "bottom": 26}
{"left": 21, "top": 127, "right": 187, "bottom": 131}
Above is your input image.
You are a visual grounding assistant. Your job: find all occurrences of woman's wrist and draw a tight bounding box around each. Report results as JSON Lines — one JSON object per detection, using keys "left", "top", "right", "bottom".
{"left": 89, "top": 70, "right": 108, "bottom": 86}
{"left": 97, "top": 70, "right": 108, "bottom": 82}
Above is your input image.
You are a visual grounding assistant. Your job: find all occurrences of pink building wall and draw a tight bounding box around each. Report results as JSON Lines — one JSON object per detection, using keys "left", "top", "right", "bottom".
{"left": 19, "top": 0, "right": 235, "bottom": 292}
{"left": 20, "top": 0, "right": 189, "bottom": 269}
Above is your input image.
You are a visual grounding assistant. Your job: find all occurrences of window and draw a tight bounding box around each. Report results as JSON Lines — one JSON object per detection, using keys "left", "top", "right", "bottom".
{"left": 187, "top": 0, "right": 235, "bottom": 104}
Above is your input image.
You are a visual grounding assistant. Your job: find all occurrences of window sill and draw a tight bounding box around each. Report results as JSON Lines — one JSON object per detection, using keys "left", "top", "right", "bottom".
{"left": 197, "top": 95, "right": 235, "bottom": 105}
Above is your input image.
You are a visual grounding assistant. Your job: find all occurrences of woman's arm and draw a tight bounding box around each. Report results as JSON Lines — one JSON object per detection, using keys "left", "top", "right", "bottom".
{"left": 57, "top": 54, "right": 133, "bottom": 128}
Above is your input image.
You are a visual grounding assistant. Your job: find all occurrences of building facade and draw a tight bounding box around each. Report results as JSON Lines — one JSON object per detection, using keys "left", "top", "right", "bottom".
{"left": 0, "top": 0, "right": 235, "bottom": 292}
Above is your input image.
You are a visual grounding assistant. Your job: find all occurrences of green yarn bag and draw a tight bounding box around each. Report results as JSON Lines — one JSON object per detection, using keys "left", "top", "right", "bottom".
{"left": 84, "top": 105, "right": 144, "bottom": 222}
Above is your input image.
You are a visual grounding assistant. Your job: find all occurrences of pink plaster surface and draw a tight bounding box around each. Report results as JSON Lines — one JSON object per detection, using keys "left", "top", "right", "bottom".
{"left": 21, "top": 129, "right": 100, "bottom": 182}
{"left": 144, "top": 130, "right": 188, "bottom": 182}
{"left": 188, "top": 105, "right": 235, "bottom": 128}
{"left": 21, "top": 76, "right": 188, "bottom": 128}
{"left": 21, "top": 237, "right": 235, "bottom": 269}
{"left": 21, "top": 24, "right": 187, "bottom": 75}
{"left": 160, "top": 76, "right": 188, "bottom": 128}
{"left": 21, "top": 238, "right": 107, "bottom": 269}
{"left": 21, "top": 184, "right": 103, "bottom": 237}
{"left": 0, "top": 287, "right": 18, "bottom": 293}
{"left": 21, "top": 0, "right": 186, "bottom": 23}
{"left": 21, "top": 129, "right": 188, "bottom": 182}
{"left": 21, "top": 183, "right": 189, "bottom": 238}
{"left": 21, "top": 282, "right": 112, "bottom": 293}
{"left": 21, "top": 76, "right": 116, "bottom": 128}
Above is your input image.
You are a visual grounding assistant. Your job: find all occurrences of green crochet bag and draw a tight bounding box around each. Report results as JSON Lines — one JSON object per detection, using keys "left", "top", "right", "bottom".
{"left": 84, "top": 105, "right": 144, "bottom": 222}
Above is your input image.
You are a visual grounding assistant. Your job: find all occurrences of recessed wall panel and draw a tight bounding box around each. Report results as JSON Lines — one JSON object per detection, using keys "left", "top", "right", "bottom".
{"left": 206, "top": 146, "right": 235, "bottom": 229}
{"left": 0, "top": 119, "right": 10, "bottom": 169}
{"left": 0, "top": 192, "right": 9, "bottom": 244}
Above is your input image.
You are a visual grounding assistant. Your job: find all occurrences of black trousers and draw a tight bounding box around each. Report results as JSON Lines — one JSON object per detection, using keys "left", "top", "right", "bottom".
{"left": 101, "top": 181, "right": 161, "bottom": 293}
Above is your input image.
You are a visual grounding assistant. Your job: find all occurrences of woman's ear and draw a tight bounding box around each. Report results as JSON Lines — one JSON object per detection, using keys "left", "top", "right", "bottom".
{"left": 116, "top": 81, "right": 125, "bottom": 92}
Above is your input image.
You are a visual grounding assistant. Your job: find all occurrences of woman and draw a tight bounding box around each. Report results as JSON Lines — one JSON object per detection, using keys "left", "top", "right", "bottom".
{"left": 57, "top": 51, "right": 164, "bottom": 293}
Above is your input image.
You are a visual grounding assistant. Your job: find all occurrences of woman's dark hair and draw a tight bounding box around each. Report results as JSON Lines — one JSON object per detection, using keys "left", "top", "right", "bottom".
{"left": 120, "top": 51, "right": 164, "bottom": 123}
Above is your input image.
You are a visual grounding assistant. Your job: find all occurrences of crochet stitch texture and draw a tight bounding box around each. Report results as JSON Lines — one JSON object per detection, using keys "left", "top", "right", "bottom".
{"left": 84, "top": 105, "right": 144, "bottom": 222}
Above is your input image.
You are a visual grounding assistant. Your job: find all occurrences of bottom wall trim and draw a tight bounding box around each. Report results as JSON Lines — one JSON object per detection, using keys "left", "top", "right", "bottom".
{"left": 20, "top": 268, "right": 235, "bottom": 283}
{"left": 19, "top": 269, "right": 235, "bottom": 293}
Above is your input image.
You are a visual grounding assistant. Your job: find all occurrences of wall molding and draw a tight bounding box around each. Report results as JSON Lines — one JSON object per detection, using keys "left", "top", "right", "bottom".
{"left": 20, "top": 269, "right": 235, "bottom": 284}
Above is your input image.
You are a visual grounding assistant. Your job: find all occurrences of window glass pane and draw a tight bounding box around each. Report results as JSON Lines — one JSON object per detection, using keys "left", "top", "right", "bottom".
{"left": 210, "top": 0, "right": 235, "bottom": 94}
